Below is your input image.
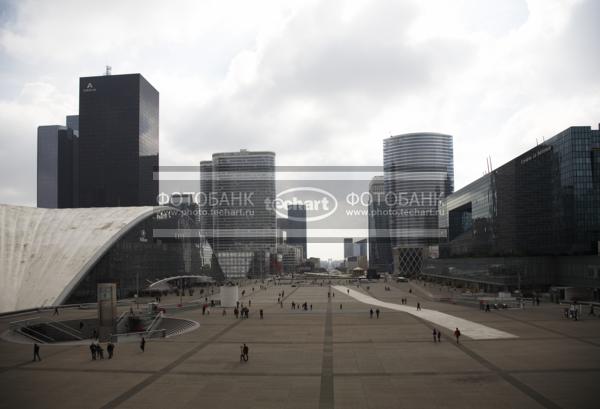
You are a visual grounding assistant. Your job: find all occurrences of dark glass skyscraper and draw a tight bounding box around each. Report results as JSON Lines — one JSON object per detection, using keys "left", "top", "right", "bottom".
{"left": 384, "top": 132, "right": 454, "bottom": 275}
{"left": 287, "top": 204, "right": 307, "bottom": 258}
{"left": 368, "top": 176, "right": 392, "bottom": 272}
{"left": 37, "top": 125, "right": 78, "bottom": 208}
{"left": 78, "top": 73, "right": 159, "bottom": 207}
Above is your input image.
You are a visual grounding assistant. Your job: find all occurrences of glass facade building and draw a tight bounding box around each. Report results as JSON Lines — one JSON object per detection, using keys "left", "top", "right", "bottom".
{"left": 200, "top": 150, "right": 276, "bottom": 278}
{"left": 368, "top": 176, "right": 393, "bottom": 272}
{"left": 383, "top": 132, "right": 454, "bottom": 274}
{"left": 286, "top": 204, "right": 307, "bottom": 259}
{"left": 78, "top": 73, "right": 159, "bottom": 207}
{"left": 426, "top": 125, "right": 600, "bottom": 293}
{"left": 37, "top": 124, "right": 78, "bottom": 208}
{"left": 66, "top": 208, "right": 216, "bottom": 303}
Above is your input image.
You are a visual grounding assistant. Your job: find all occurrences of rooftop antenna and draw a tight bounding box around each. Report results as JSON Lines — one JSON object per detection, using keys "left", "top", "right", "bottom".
{"left": 105, "top": 65, "right": 112, "bottom": 76}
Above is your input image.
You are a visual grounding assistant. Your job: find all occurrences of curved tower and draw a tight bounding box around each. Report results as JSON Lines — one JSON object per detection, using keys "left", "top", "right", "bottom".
{"left": 383, "top": 132, "right": 454, "bottom": 274}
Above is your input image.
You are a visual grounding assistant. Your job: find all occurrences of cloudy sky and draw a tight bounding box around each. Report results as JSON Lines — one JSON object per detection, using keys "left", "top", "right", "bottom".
{"left": 1, "top": 0, "right": 599, "bottom": 258}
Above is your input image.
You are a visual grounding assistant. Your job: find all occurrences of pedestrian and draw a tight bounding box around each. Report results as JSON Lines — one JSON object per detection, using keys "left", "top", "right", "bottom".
{"left": 260, "top": 309, "right": 264, "bottom": 319}
{"left": 376, "top": 309, "right": 380, "bottom": 318}
{"left": 590, "top": 305, "right": 595, "bottom": 316}
{"left": 33, "top": 343, "right": 41, "bottom": 361}
{"left": 242, "top": 343, "right": 249, "bottom": 361}
{"left": 437, "top": 330, "right": 441, "bottom": 342}
{"left": 339, "top": 304, "right": 342, "bottom": 310}
{"left": 417, "top": 302, "right": 421, "bottom": 311}
{"left": 347, "top": 289, "right": 350, "bottom": 294}
{"left": 249, "top": 300, "right": 251, "bottom": 307}
{"left": 79, "top": 321, "right": 84, "bottom": 331}
{"left": 370, "top": 309, "right": 373, "bottom": 318}
{"left": 222, "top": 308, "right": 227, "bottom": 316}
{"left": 53, "top": 307, "right": 59, "bottom": 316}
{"left": 107, "top": 342, "right": 115, "bottom": 359}
{"left": 432, "top": 328, "right": 437, "bottom": 342}
{"left": 310, "top": 304, "right": 313, "bottom": 311}
{"left": 90, "top": 342, "right": 96, "bottom": 360}
{"left": 240, "top": 345, "right": 245, "bottom": 362}
{"left": 485, "top": 303, "right": 490, "bottom": 312}
{"left": 454, "top": 328, "right": 461, "bottom": 344}
{"left": 140, "top": 336, "right": 146, "bottom": 352}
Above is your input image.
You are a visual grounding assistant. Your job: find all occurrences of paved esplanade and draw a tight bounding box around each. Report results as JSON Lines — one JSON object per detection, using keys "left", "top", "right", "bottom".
{"left": 333, "top": 285, "right": 516, "bottom": 339}
{"left": 1, "top": 281, "right": 599, "bottom": 409}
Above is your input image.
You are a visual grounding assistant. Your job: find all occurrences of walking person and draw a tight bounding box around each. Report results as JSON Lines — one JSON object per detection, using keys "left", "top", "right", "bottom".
{"left": 370, "top": 309, "right": 373, "bottom": 318}
{"left": 107, "top": 342, "right": 115, "bottom": 359}
{"left": 432, "top": 328, "right": 437, "bottom": 342}
{"left": 416, "top": 302, "right": 421, "bottom": 311}
{"left": 437, "top": 330, "right": 441, "bottom": 342}
{"left": 454, "top": 328, "right": 461, "bottom": 344}
{"left": 53, "top": 307, "right": 59, "bottom": 316}
{"left": 97, "top": 343, "right": 104, "bottom": 359}
{"left": 376, "top": 309, "right": 380, "bottom": 319}
{"left": 242, "top": 343, "right": 249, "bottom": 362}
{"left": 33, "top": 343, "right": 41, "bottom": 361}
{"left": 260, "top": 309, "right": 263, "bottom": 319}
{"left": 140, "top": 336, "right": 146, "bottom": 352}
{"left": 89, "top": 342, "right": 96, "bottom": 360}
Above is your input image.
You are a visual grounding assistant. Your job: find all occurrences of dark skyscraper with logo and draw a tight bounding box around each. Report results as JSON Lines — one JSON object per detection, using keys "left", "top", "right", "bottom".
{"left": 78, "top": 73, "right": 159, "bottom": 207}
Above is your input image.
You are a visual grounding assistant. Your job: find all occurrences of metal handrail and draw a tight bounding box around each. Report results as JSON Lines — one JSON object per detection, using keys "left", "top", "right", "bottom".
{"left": 46, "top": 321, "right": 84, "bottom": 340}
{"left": 147, "top": 311, "right": 164, "bottom": 332}
{"left": 18, "top": 326, "right": 55, "bottom": 343}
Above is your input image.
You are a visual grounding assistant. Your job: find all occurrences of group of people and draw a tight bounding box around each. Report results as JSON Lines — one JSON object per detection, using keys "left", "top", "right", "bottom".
{"left": 369, "top": 308, "right": 381, "bottom": 318}
{"left": 234, "top": 305, "right": 250, "bottom": 319}
{"left": 400, "top": 298, "right": 408, "bottom": 305}
{"left": 89, "top": 340, "right": 116, "bottom": 360}
{"left": 291, "top": 301, "right": 312, "bottom": 311}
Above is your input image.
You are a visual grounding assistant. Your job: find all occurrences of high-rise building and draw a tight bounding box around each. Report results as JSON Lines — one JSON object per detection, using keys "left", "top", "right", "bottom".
{"left": 199, "top": 160, "right": 214, "bottom": 244}
{"left": 368, "top": 176, "right": 393, "bottom": 272}
{"left": 354, "top": 238, "right": 368, "bottom": 257}
{"left": 78, "top": 73, "right": 159, "bottom": 207}
{"left": 37, "top": 117, "right": 79, "bottom": 208}
{"left": 202, "top": 150, "right": 276, "bottom": 278}
{"left": 384, "top": 132, "right": 454, "bottom": 275}
{"left": 425, "top": 124, "right": 600, "bottom": 294}
{"left": 287, "top": 204, "right": 307, "bottom": 258}
{"left": 343, "top": 238, "right": 354, "bottom": 259}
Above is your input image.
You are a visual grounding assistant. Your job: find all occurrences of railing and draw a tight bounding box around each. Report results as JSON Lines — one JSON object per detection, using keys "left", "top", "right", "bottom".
{"left": 146, "top": 311, "right": 164, "bottom": 332}
{"left": 46, "top": 321, "right": 84, "bottom": 340}
{"left": 18, "top": 326, "right": 55, "bottom": 343}
{"left": 110, "top": 328, "right": 166, "bottom": 343}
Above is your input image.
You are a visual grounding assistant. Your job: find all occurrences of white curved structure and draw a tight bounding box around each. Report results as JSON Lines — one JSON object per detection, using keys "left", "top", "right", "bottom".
{"left": 0, "top": 204, "right": 169, "bottom": 313}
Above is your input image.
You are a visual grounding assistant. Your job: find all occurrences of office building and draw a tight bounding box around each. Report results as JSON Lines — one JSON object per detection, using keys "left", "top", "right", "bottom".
{"left": 78, "top": 73, "right": 159, "bottom": 207}
{"left": 424, "top": 125, "right": 600, "bottom": 297}
{"left": 286, "top": 204, "right": 307, "bottom": 258}
{"left": 37, "top": 119, "right": 79, "bottom": 208}
{"left": 201, "top": 150, "right": 276, "bottom": 278}
{"left": 354, "top": 238, "right": 368, "bottom": 257}
{"left": 344, "top": 238, "right": 354, "bottom": 259}
{"left": 368, "top": 176, "right": 393, "bottom": 272}
{"left": 384, "top": 132, "right": 454, "bottom": 275}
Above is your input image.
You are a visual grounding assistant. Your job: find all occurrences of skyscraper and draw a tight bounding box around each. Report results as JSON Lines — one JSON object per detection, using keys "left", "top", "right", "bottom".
{"left": 384, "top": 132, "right": 454, "bottom": 275}
{"left": 37, "top": 117, "right": 79, "bottom": 208}
{"left": 287, "top": 204, "right": 307, "bottom": 259}
{"left": 343, "top": 238, "right": 354, "bottom": 259}
{"left": 199, "top": 160, "right": 214, "bottom": 244}
{"left": 368, "top": 176, "right": 392, "bottom": 272}
{"left": 202, "top": 150, "right": 276, "bottom": 278}
{"left": 78, "top": 73, "right": 159, "bottom": 207}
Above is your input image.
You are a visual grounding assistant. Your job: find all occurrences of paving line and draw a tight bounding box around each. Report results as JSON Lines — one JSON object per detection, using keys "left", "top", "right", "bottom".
{"left": 99, "top": 319, "right": 244, "bottom": 409}
{"left": 318, "top": 291, "right": 334, "bottom": 409}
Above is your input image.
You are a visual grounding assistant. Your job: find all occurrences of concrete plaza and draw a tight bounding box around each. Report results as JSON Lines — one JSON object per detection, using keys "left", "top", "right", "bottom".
{"left": 1, "top": 281, "right": 599, "bottom": 409}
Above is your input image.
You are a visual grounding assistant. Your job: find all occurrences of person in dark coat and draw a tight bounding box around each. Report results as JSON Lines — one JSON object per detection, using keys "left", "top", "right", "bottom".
{"left": 33, "top": 343, "right": 41, "bottom": 361}
{"left": 89, "top": 342, "right": 96, "bottom": 360}
{"left": 107, "top": 342, "right": 115, "bottom": 359}
{"left": 140, "top": 337, "right": 146, "bottom": 352}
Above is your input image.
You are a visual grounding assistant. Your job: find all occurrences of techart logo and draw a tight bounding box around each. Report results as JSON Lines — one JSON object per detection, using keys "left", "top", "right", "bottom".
{"left": 271, "top": 187, "right": 338, "bottom": 222}
{"left": 83, "top": 82, "right": 96, "bottom": 92}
